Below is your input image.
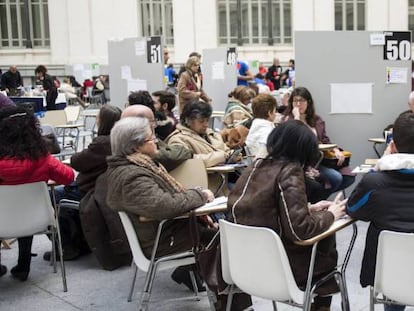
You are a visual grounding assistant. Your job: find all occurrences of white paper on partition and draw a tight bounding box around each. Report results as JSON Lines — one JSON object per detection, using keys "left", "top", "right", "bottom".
{"left": 387, "top": 67, "right": 408, "bottom": 84}
{"left": 134, "top": 40, "right": 146, "bottom": 56}
{"left": 121, "top": 65, "right": 131, "bottom": 80}
{"left": 127, "top": 78, "right": 147, "bottom": 93}
{"left": 370, "top": 33, "right": 385, "bottom": 45}
{"left": 330, "top": 83, "right": 373, "bottom": 114}
{"left": 212, "top": 61, "right": 225, "bottom": 80}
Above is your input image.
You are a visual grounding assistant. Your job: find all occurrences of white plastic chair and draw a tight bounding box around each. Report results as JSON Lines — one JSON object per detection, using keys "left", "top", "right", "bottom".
{"left": 0, "top": 182, "right": 67, "bottom": 291}
{"left": 219, "top": 220, "right": 346, "bottom": 311}
{"left": 64, "top": 106, "right": 81, "bottom": 124}
{"left": 370, "top": 230, "right": 414, "bottom": 310}
{"left": 118, "top": 212, "right": 200, "bottom": 311}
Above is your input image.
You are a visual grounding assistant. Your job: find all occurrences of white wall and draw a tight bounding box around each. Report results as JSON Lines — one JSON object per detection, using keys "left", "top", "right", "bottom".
{"left": 367, "top": 0, "right": 407, "bottom": 30}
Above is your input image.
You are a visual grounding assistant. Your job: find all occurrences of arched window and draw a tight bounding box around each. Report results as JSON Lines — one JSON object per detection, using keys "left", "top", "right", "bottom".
{"left": 217, "top": 0, "right": 292, "bottom": 46}
{"left": 335, "top": 0, "right": 365, "bottom": 31}
{"left": 139, "top": 0, "right": 174, "bottom": 46}
{"left": 0, "top": 0, "right": 50, "bottom": 48}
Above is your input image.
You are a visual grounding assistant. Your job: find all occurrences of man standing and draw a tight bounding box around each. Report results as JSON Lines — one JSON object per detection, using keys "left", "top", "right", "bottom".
{"left": 347, "top": 112, "right": 414, "bottom": 311}
{"left": 266, "top": 58, "right": 283, "bottom": 90}
{"left": 1, "top": 65, "right": 23, "bottom": 96}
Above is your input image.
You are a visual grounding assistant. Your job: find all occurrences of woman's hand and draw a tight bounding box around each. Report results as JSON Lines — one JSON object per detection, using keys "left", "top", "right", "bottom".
{"left": 308, "top": 200, "right": 331, "bottom": 212}
{"left": 292, "top": 106, "right": 300, "bottom": 120}
{"left": 327, "top": 192, "right": 347, "bottom": 220}
{"left": 334, "top": 148, "right": 345, "bottom": 166}
{"left": 201, "top": 189, "right": 215, "bottom": 203}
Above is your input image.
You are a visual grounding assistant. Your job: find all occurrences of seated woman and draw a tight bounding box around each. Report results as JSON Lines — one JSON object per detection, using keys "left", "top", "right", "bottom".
{"left": 0, "top": 106, "right": 74, "bottom": 281}
{"left": 245, "top": 93, "right": 277, "bottom": 159}
{"left": 106, "top": 117, "right": 215, "bottom": 287}
{"left": 166, "top": 101, "right": 231, "bottom": 168}
{"left": 283, "top": 86, "right": 355, "bottom": 195}
{"left": 165, "top": 101, "right": 234, "bottom": 194}
{"left": 49, "top": 104, "right": 122, "bottom": 261}
{"left": 228, "top": 120, "right": 347, "bottom": 311}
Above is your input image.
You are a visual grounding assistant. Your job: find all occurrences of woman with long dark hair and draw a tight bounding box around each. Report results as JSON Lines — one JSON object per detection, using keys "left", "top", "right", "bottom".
{"left": 228, "top": 120, "right": 347, "bottom": 311}
{"left": 0, "top": 106, "right": 74, "bottom": 281}
{"left": 283, "top": 86, "right": 355, "bottom": 195}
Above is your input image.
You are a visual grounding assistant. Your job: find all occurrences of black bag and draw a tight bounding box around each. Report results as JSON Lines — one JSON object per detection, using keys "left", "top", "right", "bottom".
{"left": 189, "top": 212, "right": 252, "bottom": 311}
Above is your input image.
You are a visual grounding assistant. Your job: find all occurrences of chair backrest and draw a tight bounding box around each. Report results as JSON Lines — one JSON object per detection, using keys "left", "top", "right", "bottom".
{"left": 169, "top": 158, "right": 208, "bottom": 189}
{"left": 118, "top": 211, "right": 150, "bottom": 272}
{"left": 374, "top": 230, "right": 414, "bottom": 306}
{"left": 40, "top": 110, "right": 67, "bottom": 127}
{"left": 219, "top": 219, "right": 304, "bottom": 304}
{"left": 0, "top": 182, "right": 55, "bottom": 238}
{"left": 83, "top": 115, "right": 97, "bottom": 132}
{"left": 64, "top": 106, "right": 81, "bottom": 123}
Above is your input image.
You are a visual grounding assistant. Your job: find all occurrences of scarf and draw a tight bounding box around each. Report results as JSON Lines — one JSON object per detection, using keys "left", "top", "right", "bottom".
{"left": 126, "top": 153, "right": 185, "bottom": 193}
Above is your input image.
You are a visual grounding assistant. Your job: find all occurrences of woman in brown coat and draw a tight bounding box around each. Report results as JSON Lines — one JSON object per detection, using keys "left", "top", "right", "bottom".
{"left": 177, "top": 56, "right": 212, "bottom": 112}
{"left": 227, "top": 120, "right": 346, "bottom": 311}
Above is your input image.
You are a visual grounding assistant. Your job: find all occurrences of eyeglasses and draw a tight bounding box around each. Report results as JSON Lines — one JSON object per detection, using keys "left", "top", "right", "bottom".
{"left": 144, "top": 134, "right": 157, "bottom": 143}
{"left": 292, "top": 98, "right": 307, "bottom": 105}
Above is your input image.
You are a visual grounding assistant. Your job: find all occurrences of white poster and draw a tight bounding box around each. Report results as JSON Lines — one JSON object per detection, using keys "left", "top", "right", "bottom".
{"left": 121, "top": 65, "right": 131, "bottom": 80}
{"left": 134, "top": 40, "right": 146, "bottom": 56}
{"left": 127, "top": 78, "right": 147, "bottom": 93}
{"left": 386, "top": 67, "right": 408, "bottom": 84}
{"left": 330, "top": 83, "right": 373, "bottom": 114}
{"left": 370, "top": 33, "right": 385, "bottom": 45}
{"left": 211, "top": 61, "right": 225, "bottom": 80}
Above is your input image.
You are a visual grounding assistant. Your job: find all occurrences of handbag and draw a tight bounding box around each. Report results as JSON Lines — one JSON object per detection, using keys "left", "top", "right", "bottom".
{"left": 321, "top": 149, "right": 352, "bottom": 170}
{"left": 189, "top": 212, "right": 222, "bottom": 293}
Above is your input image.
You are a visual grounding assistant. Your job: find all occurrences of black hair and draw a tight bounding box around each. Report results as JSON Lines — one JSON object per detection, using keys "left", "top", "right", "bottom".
{"left": 35, "top": 65, "right": 47, "bottom": 74}
{"left": 180, "top": 101, "right": 212, "bottom": 126}
{"left": 97, "top": 104, "right": 122, "bottom": 136}
{"left": 393, "top": 111, "right": 414, "bottom": 153}
{"left": 127, "top": 90, "right": 155, "bottom": 113}
{"left": 152, "top": 90, "right": 176, "bottom": 111}
{"left": 285, "top": 86, "right": 316, "bottom": 127}
{"left": 267, "top": 120, "right": 320, "bottom": 167}
{"left": 0, "top": 106, "right": 48, "bottom": 160}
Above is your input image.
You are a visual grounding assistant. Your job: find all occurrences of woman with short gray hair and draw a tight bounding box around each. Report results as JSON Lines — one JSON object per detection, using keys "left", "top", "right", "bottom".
{"left": 106, "top": 115, "right": 215, "bottom": 291}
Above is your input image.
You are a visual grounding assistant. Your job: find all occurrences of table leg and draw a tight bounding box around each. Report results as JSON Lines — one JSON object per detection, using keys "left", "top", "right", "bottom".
{"left": 373, "top": 142, "right": 381, "bottom": 158}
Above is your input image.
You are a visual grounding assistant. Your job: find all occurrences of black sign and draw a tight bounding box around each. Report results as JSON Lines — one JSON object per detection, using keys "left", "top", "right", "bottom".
{"left": 147, "top": 36, "right": 162, "bottom": 63}
{"left": 227, "top": 47, "right": 236, "bottom": 65}
{"left": 383, "top": 31, "right": 411, "bottom": 61}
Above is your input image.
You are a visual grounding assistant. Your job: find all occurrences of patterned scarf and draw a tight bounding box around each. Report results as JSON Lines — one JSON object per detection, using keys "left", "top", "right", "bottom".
{"left": 126, "top": 153, "right": 185, "bottom": 193}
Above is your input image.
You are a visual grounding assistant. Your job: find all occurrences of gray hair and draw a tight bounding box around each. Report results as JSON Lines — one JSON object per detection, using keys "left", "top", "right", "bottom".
{"left": 110, "top": 117, "right": 150, "bottom": 156}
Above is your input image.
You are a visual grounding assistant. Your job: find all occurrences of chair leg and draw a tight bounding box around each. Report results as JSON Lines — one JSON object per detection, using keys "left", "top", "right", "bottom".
{"left": 53, "top": 224, "right": 68, "bottom": 292}
{"left": 139, "top": 263, "right": 158, "bottom": 311}
{"left": 272, "top": 301, "right": 278, "bottom": 311}
{"left": 189, "top": 270, "right": 200, "bottom": 300}
{"left": 127, "top": 264, "right": 138, "bottom": 302}
{"left": 226, "top": 285, "right": 234, "bottom": 311}
{"left": 369, "top": 287, "right": 375, "bottom": 311}
{"left": 336, "top": 273, "right": 350, "bottom": 311}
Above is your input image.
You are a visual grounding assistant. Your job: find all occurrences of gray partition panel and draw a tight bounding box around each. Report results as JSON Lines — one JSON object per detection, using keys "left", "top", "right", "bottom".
{"left": 202, "top": 48, "right": 238, "bottom": 112}
{"left": 296, "top": 31, "right": 411, "bottom": 168}
{"left": 108, "top": 37, "right": 164, "bottom": 110}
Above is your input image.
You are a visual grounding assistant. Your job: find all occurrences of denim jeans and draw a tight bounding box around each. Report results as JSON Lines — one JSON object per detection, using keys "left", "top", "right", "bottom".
{"left": 319, "top": 165, "right": 343, "bottom": 193}
{"left": 384, "top": 304, "right": 405, "bottom": 311}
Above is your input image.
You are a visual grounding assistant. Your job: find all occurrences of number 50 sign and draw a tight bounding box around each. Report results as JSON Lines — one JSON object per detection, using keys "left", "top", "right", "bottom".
{"left": 383, "top": 31, "right": 411, "bottom": 61}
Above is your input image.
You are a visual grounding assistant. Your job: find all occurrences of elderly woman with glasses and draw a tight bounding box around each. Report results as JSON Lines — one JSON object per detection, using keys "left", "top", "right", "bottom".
{"left": 166, "top": 101, "right": 232, "bottom": 168}
{"left": 177, "top": 56, "right": 212, "bottom": 113}
{"left": 106, "top": 116, "right": 214, "bottom": 259}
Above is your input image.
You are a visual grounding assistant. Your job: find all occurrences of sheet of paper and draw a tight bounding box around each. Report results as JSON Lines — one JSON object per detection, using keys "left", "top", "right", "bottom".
{"left": 121, "top": 65, "right": 131, "bottom": 80}
{"left": 370, "top": 33, "right": 385, "bottom": 45}
{"left": 127, "top": 78, "right": 147, "bottom": 93}
{"left": 211, "top": 61, "right": 225, "bottom": 80}
{"left": 386, "top": 67, "right": 408, "bottom": 84}
{"left": 330, "top": 83, "right": 373, "bottom": 114}
{"left": 135, "top": 40, "right": 146, "bottom": 56}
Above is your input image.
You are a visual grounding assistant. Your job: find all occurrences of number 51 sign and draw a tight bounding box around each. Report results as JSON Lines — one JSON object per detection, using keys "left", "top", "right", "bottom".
{"left": 383, "top": 31, "right": 411, "bottom": 61}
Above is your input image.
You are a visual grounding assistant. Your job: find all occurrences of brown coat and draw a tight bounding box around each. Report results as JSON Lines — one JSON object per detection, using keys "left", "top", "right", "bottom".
{"left": 177, "top": 70, "right": 211, "bottom": 112}
{"left": 228, "top": 158, "right": 337, "bottom": 291}
{"left": 106, "top": 156, "right": 207, "bottom": 258}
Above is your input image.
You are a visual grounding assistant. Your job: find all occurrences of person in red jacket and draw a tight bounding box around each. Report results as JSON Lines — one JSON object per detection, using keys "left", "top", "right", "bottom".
{"left": 0, "top": 106, "right": 74, "bottom": 281}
